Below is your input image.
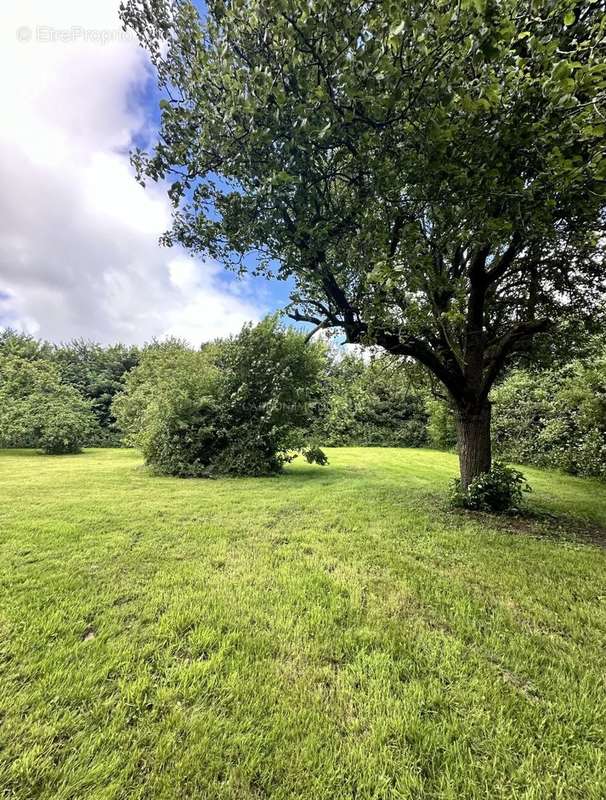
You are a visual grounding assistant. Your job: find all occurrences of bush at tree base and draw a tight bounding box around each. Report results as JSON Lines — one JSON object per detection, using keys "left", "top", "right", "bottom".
{"left": 450, "top": 463, "right": 532, "bottom": 514}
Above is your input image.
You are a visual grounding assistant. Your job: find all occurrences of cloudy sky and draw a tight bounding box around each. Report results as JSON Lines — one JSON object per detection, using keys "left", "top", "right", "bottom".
{"left": 0, "top": 1, "right": 289, "bottom": 345}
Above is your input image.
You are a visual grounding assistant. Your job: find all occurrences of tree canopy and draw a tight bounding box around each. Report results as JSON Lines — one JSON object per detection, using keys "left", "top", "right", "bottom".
{"left": 52, "top": 340, "right": 140, "bottom": 444}
{"left": 0, "top": 330, "right": 140, "bottom": 445}
{"left": 0, "top": 354, "right": 94, "bottom": 455}
{"left": 121, "top": 0, "right": 606, "bottom": 486}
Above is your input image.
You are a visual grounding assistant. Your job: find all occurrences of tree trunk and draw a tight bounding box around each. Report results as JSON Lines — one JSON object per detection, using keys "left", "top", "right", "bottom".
{"left": 455, "top": 402, "right": 492, "bottom": 490}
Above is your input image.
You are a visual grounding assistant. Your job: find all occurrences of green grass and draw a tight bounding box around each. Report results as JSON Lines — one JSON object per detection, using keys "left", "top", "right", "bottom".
{"left": 1, "top": 447, "right": 605, "bottom": 800}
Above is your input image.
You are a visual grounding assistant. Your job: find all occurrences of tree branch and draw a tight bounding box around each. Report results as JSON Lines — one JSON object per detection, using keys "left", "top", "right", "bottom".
{"left": 481, "top": 317, "right": 552, "bottom": 399}
{"left": 485, "top": 234, "right": 522, "bottom": 284}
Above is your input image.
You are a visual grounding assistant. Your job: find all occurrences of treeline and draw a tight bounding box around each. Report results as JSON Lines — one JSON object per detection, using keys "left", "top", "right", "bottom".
{"left": 0, "top": 324, "right": 604, "bottom": 479}
{"left": 0, "top": 329, "right": 139, "bottom": 448}
{"left": 492, "top": 340, "right": 606, "bottom": 480}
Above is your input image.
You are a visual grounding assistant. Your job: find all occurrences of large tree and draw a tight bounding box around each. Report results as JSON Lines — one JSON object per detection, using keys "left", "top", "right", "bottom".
{"left": 121, "top": 0, "right": 606, "bottom": 487}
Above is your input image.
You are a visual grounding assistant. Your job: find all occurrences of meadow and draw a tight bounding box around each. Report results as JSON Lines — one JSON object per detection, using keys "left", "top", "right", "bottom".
{"left": 1, "top": 447, "right": 605, "bottom": 799}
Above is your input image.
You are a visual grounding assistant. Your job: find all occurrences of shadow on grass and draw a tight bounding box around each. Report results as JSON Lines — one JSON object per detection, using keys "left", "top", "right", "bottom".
{"left": 450, "top": 504, "right": 606, "bottom": 549}
{"left": 279, "top": 464, "right": 364, "bottom": 483}
{"left": 0, "top": 448, "right": 95, "bottom": 458}
{"left": 133, "top": 460, "right": 360, "bottom": 485}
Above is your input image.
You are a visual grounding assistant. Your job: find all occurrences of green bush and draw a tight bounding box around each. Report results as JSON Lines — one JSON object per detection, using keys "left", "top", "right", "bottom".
{"left": 113, "top": 317, "right": 328, "bottom": 477}
{"left": 0, "top": 355, "right": 94, "bottom": 454}
{"left": 492, "top": 349, "right": 606, "bottom": 479}
{"left": 0, "top": 330, "right": 140, "bottom": 446}
{"left": 425, "top": 397, "right": 457, "bottom": 450}
{"left": 320, "top": 354, "right": 429, "bottom": 447}
{"left": 450, "top": 463, "right": 532, "bottom": 513}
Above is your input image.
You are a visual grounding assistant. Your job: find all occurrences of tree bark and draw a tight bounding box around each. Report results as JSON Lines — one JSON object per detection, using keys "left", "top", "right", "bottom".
{"left": 455, "top": 402, "right": 492, "bottom": 490}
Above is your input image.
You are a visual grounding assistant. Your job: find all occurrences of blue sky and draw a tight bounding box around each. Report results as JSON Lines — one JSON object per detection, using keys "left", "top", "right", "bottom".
{"left": 0, "top": 0, "right": 294, "bottom": 345}
{"left": 126, "top": 30, "right": 298, "bottom": 320}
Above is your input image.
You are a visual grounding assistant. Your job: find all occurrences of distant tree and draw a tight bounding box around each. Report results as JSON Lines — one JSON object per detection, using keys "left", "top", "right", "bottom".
{"left": 0, "top": 328, "right": 52, "bottom": 361}
{"left": 425, "top": 397, "right": 458, "bottom": 451}
{"left": 52, "top": 340, "right": 140, "bottom": 444}
{"left": 122, "top": 0, "right": 606, "bottom": 488}
{"left": 113, "top": 318, "right": 327, "bottom": 476}
{"left": 321, "top": 353, "right": 428, "bottom": 447}
{"left": 0, "top": 355, "right": 94, "bottom": 454}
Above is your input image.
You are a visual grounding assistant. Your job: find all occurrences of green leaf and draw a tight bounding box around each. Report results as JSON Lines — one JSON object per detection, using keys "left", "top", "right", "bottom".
{"left": 552, "top": 60, "right": 571, "bottom": 81}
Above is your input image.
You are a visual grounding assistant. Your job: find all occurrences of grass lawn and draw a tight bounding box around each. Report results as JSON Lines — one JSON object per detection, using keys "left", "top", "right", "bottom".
{"left": 1, "top": 447, "right": 605, "bottom": 799}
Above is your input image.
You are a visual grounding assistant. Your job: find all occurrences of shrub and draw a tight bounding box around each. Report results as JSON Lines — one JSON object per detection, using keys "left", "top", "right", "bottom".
{"left": 320, "top": 354, "right": 429, "bottom": 447}
{"left": 0, "top": 355, "right": 94, "bottom": 454}
{"left": 450, "top": 462, "right": 531, "bottom": 513}
{"left": 426, "top": 397, "right": 457, "bottom": 450}
{"left": 492, "top": 348, "right": 606, "bottom": 479}
{"left": 113, "top": 317, "right": 328, "bottom": 477}
{"left": 111, "top": 338, "right": 197, "bottom": 445}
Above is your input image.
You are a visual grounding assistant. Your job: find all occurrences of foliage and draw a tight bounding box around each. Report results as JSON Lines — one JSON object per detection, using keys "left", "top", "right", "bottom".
{"left": 131, "top": 351, "right": 223, "bottom": 477}
{"left": 0, "top": 329, "right": 140, "bottom": 446}
{"left": 0, "top": 354, "right": 94, "bottom": 454}
{"left": 53, "top": 340, "right": 140, "bottom": 445}
{"left": 100, "top": 338, "right": 188, "bottom": 445}
{"left": 122, "top": 0, "right": 606, "bottom": 486}
{"left": 492, "top": 346, "right": 606, "bottom": 478}
{"left": 320, "top": 353, "right": 428, "bottom": 447}
{"left": 302, "top": 445, "right": 329, "bottom": 465}
{"left": 113, "top": 317, "right": 327, "bottom": 476}
{"left": 425, "top": 397, "right": 458, "bottom": 451}
{"left": 450, "top": 462, "right": 531, "bottom": 513}
{"left": 0, "top": 328, "right": 53, "bottom": 361}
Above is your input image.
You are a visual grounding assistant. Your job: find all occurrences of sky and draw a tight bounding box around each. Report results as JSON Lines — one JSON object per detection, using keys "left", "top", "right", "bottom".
{"left": 0, "top": 0, "right": 291, "bottom": 346}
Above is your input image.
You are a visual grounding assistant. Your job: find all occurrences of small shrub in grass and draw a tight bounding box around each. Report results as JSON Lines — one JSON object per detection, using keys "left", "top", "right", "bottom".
{"left": 36, "top": 399, "right": 94, "bottom": 454}
{"left": 450, "top": 462, "right": 532, "bottom": 513}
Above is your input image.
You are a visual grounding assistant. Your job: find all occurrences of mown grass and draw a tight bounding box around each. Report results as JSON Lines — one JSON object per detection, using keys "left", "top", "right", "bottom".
{"left": 0, "top": 447, "right": 605, "bottom": 799}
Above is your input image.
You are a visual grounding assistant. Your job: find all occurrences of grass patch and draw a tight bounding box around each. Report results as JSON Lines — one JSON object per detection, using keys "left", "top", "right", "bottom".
{"left": 1, "top": 447, "right": 605, "bottom": 799}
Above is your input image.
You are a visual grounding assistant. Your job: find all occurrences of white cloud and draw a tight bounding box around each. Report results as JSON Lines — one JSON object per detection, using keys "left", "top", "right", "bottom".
{"left": 0, "top": 0, "right": 264, "bottom": 345}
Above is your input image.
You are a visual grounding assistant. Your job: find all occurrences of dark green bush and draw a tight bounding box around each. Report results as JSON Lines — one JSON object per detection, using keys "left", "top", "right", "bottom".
{"left": 320, "top": 354, "right": 429, "bottom": 447}
{"left": 450, "top": 462, "right": 531, "bottom": 513}
{"left": 113, "top": 317, "right": 327, "bottom": 477}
